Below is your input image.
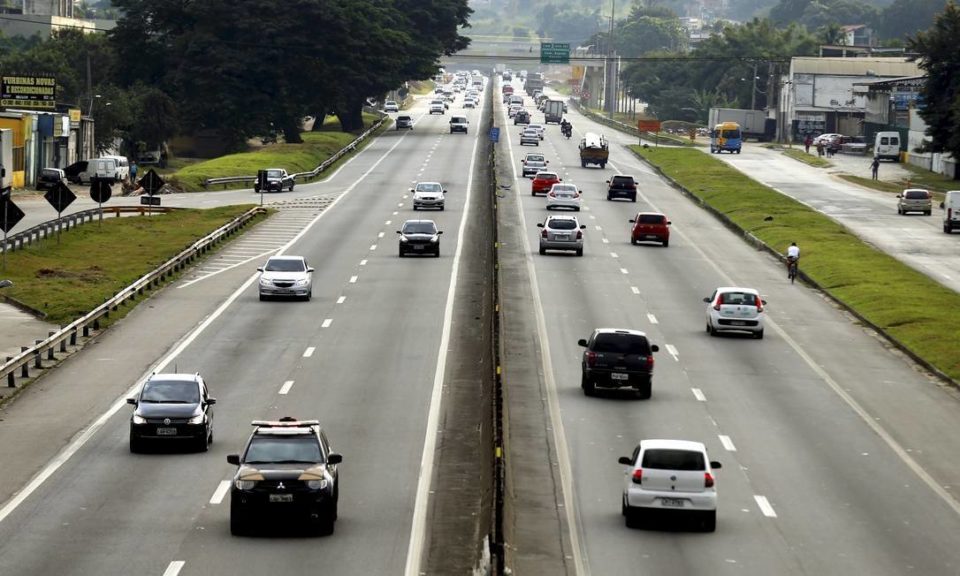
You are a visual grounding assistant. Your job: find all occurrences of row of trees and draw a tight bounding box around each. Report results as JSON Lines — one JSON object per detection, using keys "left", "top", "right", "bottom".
{"left": 0, "top": 0, "right": 471, "bottom": 154}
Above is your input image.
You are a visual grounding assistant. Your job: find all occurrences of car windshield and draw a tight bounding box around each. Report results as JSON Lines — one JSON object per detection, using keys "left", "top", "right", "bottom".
{"left": 417, "top": 183, "right": 442, "bottom": 193}
{"left": 637, "top": 214, "right": 664, "bottom": 224}
{"left": 265, "top": 259, "right": 306, "bottom": 272}
{"left": 718, "top": 292, "right": 758, "bottom": 306}
{"left": 398, "top": 116, "right": 411, "bottom": 121}
{"left": 548, "top": 219, "right": 578, "bottom": 230}
{"left": 141, "top": 380, "right": 200, "bottom": 404}
{"left": 403, "top": 223, "right": 437, "bottom": 235}
{"left": 592, "top": 333, "right": 651, "bottom": 355}
{"left": 244, "top": 436, "right": 323, "bottom": 464}
{"left": 266, "top": 170, "right": 283, "bottom": 178}
{"left": 41, "top": 169, "right": 60, "bottom": 178}
{"left": 642, "top": 449, "right": 705, "bottom": 471}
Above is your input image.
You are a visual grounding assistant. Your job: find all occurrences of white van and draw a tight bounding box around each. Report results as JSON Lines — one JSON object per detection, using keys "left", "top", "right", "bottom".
{"left": 99, "top": 155, "right": 130, "bottom": 181}
{"left": 942, "top": 190, "right": 960, "bottom": 233}
{"left": 874, "top": 131, "right": 901, "bottom": 162}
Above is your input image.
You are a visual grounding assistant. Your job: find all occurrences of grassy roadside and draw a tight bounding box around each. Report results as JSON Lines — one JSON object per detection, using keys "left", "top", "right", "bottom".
{"left": 631, "top": 145, "right": 960, "bottom": 382}
{"left": 581, "top": 107, "right": 699, "bottom": 147}
{"left": 838, "top": 164, "right": 957, "bottom": 199}
{"left": 781, "top": 148, "right": 833, "bottom": 168}
{"left": 1, "top": 205, "right": 262, "bottom": 325}
{"left": 169, "top": 113, "right": 384, "bottom": 192}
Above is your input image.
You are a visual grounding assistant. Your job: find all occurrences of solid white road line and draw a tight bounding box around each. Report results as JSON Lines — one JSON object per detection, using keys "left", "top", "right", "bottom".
{"left": 620, "top": 268, "right": 628, "bottom": 275}
{"left": 665, "top": 344, "right": 679, "bottom": 361}
{"left": 279, "top": 380, "right": 294, "bottom": 395}
{"left": 303, "top": 347, "right": 316, "bottom": 358}
{"left": 754, "top": 495, "right": 778, "bottom": 518}
{"left": 404, "top": 85, "right": 485, "bottom": 576}
{"left": 692, "top": 388, "right": 707, "bottom": 402}
{"left": 349, "top": 275, "right": 358, "bottom": 283}
{"left": 336, "top": 296, "right": 346, "bottom": 304}
{"left": 718, "top": 435, "right": 737, "bottom": 452}
{"left": 162, "top": 561, "right": 185, "bottom": 576}
{"left": 0, "top": 115, "right": 414, "bottom": 527}
{"left": 209, "top": 480, "right": 231, "bottom": 505}
{"left": 647, "top": 313, "right": 657, "bottom": 323}
{"left": 321, "top": 319, "right": 332, "bottom": 328}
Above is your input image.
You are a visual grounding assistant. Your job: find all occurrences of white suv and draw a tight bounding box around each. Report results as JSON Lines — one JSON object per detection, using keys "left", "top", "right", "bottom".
{"left": 429, "top": 100, "right": 445, "bottom": 115}
{"left": 619, "top": 439, "right": 722, "bottom": 531}
{"left": 704, "top": 286, "right": 766, "bottom": 339}
{"left": 411, "top": 181, "right": 446, "bottom": 211}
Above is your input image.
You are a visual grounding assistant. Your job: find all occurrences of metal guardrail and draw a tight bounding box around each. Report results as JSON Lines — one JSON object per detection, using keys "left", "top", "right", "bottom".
{"left": 570, "top": 98, "right": 692, "bottom": 146}
{"left": 202, "top": 111, "right": 388, "bottom": 189}
{"left": 2, "top": 206, "right": 177, "bottom": 254}
{"left": 1, "top": 206, "right": 266, "bottom": 390}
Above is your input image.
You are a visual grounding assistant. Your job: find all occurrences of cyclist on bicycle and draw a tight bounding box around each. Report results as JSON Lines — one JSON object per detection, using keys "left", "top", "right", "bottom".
{"left": 786, "top": 242, "right": 800, "bottom": 278}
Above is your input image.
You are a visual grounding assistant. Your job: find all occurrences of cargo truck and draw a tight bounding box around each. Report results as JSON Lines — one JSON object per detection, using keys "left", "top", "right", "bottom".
{"left": 544, "top": 100, "right": 564, "bottom": 124}
{"left": 525, "top": 72, "right": 544, "bottom": 95}
{"left": 708, "top": 108, "right": 774, "bottom": 141}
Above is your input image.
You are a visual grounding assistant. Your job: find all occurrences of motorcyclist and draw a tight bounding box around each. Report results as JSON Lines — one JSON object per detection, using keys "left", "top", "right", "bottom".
{"left": 560, "top": 119, "right": 572, "bottom": 138}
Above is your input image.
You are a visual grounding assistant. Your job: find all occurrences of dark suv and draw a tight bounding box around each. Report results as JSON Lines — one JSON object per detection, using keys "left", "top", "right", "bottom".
{"left": 254, "top": 168, "right": 295, "bottom": 193}
{"left": 606, "top": 175, "right": 638, "bottom": 202}
{"left": 228, "top": 417, "right": 342, "bottom": 536}
{"left": 578, "top": 329, "right": 659, "bottom": 398}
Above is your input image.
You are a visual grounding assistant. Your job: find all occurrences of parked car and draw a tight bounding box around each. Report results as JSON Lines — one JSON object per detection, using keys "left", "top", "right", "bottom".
{"left": 897, "top": 188, "right": 932, "bottom": 215}
{"left": 704, "top": 287, "right": 766, "bottom": 339}
{"left": 449, "top": 115, "right": 469, "bottom": 134}
{"left": 396, "top": 115, "right": 414, "bottom": 130}
{"left": 36, "top": 167, "right": 65, "bottom": 191}
{"left": 397, "top": 219, "right": 442, "bottom": 257}
{"left": 257, "top": 255, "right": 314, "bottom": 301}
{"left": 618, "top": 439, "right": 721, "bottom": 531}
{"left": 607, "top": 175, "right": 638, "bottom": 202}
{"left": 545, "top": 183, "right": 582, "bottom": 211}
{"left": 537, "top": 214, "right": 585, "bottom": 256}
{"left": 383, "top": 100, "right": 399, "bottom": 113}
{"left": 531, "top": 171, "right": 561, "bottom": 196}
{"left": 64, "top": 158, "right": 118, "bottom": 185}
{"left": 227, "top": 417, "right": 342, "bottom": 536}
{"left": 412, "top": 181, "right": 446, "bottom": 211}
{"left": 630, "top": 212, "right": 671, "bottom": 247}
{"left": 578, "top": 328, "right": 659, "bottom": 398}
{"left": 254, "top": 168, "right": 295, "bottom": 193}
{"left": 127, "top": 373, "right": 215, "bottom": 453}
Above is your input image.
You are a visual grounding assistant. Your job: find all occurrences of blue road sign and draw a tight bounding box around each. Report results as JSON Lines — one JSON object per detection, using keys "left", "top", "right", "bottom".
{"left": 489, "top": 127, "right": 500, "bottom": 143}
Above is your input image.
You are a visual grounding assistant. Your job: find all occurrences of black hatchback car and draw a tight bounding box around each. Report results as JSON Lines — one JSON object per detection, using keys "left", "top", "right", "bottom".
{"left": 36, "top": 167, "right": 65, "bottom": 191}
{"left": 127, "top": 373, "right": 215, "bottom": 452}
{"left": 578, "top": 329, "right": 659, "bottom": 399}
{"left": 397, "top": 219, "right": 443, "bottom": 257}
{"left": 228, "top": 418, "right": 342, "bottom": 536}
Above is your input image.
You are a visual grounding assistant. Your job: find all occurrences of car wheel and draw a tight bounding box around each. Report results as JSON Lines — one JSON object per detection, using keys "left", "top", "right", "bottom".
{"left": 601, "top": 162, "right": 606, "bottom": 168}
{"left": 631, "top": 196, "right": 637, "bottom": 202}
{"left": 196, "top": 431, "right": 210, "bottom": 453}
{"left": 636, "top": 381, "right": 652, "bottom": 400}
{"left": 607, "top": 194, "right": 612, "bottom": 201}
{"left": 702, "top": 510, "right": 717, "bottom": 532}
{"left": 259, "top": 293, "right": 266, "bottom": 302}
{"left": 945, "top": 225, "right": 951, "bottom": 233}
{"left": 413, "top": 205, "right": 419, "bottom": 211}
{"left": 624, "top": 505, "right": 641, "bottom": 529}
{"left": 581, "top": 373, "right": 596, "bottom": 396}
{"left": 398, "top": 248, "right": 405, "bottom": 258}
{"left": 129, "top": 433, "right": 144, "bottom": 454}
{"left": 897, "top": 207, "right": 902, "bottom": 215}
{"left": 434, "top": 248, "right": 440, "bottom": 258}
{"left": 631, "top": 238, "right": 637, "bottom": 245}
{"left": 926, "top": 210, "right": 931, "bottom": 216}
{"left": 662, "top": 238, "right": 669, "bottom": 247}
{"left": 581, "top": 161, "right": 586, "bottom": 168}
{"left": 305, "top": 291, "right": 312, "bottom": 302}
{"left": 290, "top": 183, "right": 295, "bottom": 192}
{"left": 708, "top": 322, "right": 717, "bottom": 336}
{"left": 230, "top": 502, "right": 249, "bottom": 536}
{"left": 539, "top": 247, "right": 546, "bottom": 255}
{"left": 576, "top": 248, "right": 583, "bottom": 257}
{"left": 316, "top": 510, "right": 335, "bottom": 536}
{"left": 754, "top": 329, "right": 764, "bottom": 340}
{"left": 440, "top": 206, "right": 445, "bottom": 211}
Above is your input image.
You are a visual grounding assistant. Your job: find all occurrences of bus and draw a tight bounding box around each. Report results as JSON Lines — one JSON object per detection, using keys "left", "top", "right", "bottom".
{"left": 710, "top": 122, "right": 742, "bottom": 154}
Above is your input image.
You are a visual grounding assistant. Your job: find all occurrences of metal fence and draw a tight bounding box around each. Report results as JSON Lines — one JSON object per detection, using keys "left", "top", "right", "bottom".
{"left": 2, "top": 206, "right": 177, "bottom": 254}
{"left": 1, "top": 206, "right": 266, "bottom": 390}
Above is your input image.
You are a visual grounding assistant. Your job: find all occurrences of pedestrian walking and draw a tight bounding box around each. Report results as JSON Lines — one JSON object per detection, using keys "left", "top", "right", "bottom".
{"left": 871, "top": 157, "right": 880, "bottom": 180}
{"left": 804, "top": 134, "right": 812, "bottom": 154}
{"left": 816, "top": 141, "right": 824, "bottom": 157}
{"left": 129, "top": 160, "right": 139, "bottom": 186}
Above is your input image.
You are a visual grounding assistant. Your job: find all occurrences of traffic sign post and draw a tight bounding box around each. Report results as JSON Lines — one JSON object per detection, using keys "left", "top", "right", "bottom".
{"left": 89, "top": 179, "right": 113, "bottom": 227}
{"left": 540, "top": 43, "right": 570, "bottom": 64}
{"left": 489, "top": 127, "right": 500, "bottom": 143}
{"left": 44, "top": 181, "right": 77, "bottom": 245}
{"left": 140, "top": 195, "right": 161, "bottom": 206}
{"left": 137, "top": 169, "right": 165, "bottom": 217}
{"left": 1, "top": 197, "right": 25, "bottom": 271}
{"left": 637, "top": 119, "right": 662, "bottom": 148}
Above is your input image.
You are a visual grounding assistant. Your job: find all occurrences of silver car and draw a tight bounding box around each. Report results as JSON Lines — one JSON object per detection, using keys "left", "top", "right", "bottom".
{"left": 258, "top": 256, "right": 314, "bottom": 301}
{"left": 545, "top": 183, "right": 582, "bottom": 211}
{"left": 522, "top": 159, "right": 548, "bottom": 178}
{"left": 520, "top": 128, "right": 539, "bottom": 146}
{"left": 412, "top": 181, "right": 446, "bottom": 211}
{"left": 897, "top": 188, "right": 932, "bottom": 215}
{"left": 537, "top": 215, "right": 585, "bottom": 256}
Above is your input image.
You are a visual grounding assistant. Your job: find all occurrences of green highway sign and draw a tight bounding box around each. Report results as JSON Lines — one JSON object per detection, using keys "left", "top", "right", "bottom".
{"left": 540, "top": 43, "right": 570, "bottom": 64}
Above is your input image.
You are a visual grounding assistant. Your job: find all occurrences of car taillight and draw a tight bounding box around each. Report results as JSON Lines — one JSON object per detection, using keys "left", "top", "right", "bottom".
{"left": 949, "top": 207, "right": 953, "bottom": 220}
{"left": 632, "top": 469, "right": 643, "bottom": 484}
{"left": 645, "top": 356, "right": 654, "bottom": 370}
{"left": 704, "top": 472, "right": 715, "bottom": 488}
{"left": 713, "top": 301, "right": 721, "bottom": 311}
{"left": 541, "top": 229, "right": 548, "bottom": 238}
{"left": 576, "top": 230, "right": 583, "bottom": 240}
{"left": 586, "top": 351, "right": 597, "bottom": 367}
{"left": 756, "top": 301, "right": 763, "bottom": 313}
{"left": 548, "top": 191, "right": 556, "bottom": 198}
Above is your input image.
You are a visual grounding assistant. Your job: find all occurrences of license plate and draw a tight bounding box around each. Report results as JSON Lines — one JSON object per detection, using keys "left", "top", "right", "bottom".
{"left": 556, "top": 234, "right": 569, "bottom": 240}
{"left": 611, "top": 373, "right": 629, "bottom": 381}
{"left": 730, "top": 320, "right": 746, "bottom": 326}
{"left": 414, "top": 245, "right": 423, "bottom": 250}
{"left": 644, "top": 235, "right": 659, "bottom": 240}
{"left": 660, "top": 497, "right": 684, "bottom": 508}
{"left": 269, "top": 494, "right": 294, "bottom": 503}
{"left": 156, "top": 427, "right": 177, "bottom": 436}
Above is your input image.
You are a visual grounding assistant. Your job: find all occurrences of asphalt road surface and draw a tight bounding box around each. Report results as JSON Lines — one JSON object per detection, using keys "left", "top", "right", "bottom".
{"left": 501, "top": 81, "right": 960, "bottom": 574}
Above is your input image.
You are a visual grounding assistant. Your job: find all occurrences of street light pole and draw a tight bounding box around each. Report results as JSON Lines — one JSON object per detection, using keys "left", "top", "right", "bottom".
{"left": 606, "top": 0, "right": 617, "bottom": 119}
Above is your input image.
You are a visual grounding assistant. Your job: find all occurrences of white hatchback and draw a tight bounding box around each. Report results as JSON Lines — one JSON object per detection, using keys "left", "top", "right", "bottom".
{"left": 704, "top": 286, "right": 766, "bottom": 339}
{"left": 619, "top": 439, "right": 722, "bottom": 532}
{"left": 545, "top": 183, "right": 581, "bottom": 211}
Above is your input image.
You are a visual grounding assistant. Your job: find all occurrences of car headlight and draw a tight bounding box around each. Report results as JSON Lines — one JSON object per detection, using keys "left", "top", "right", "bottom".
{"left": 306, "top": 479, "right": 329, "bottom": 490}
{"left": 430, "top": 235, "right": 439, "bottom": 243}
{"left": 132, "top": 413, "right": 147, "bottom": 425}
{"left": 399, "top": 235, "right": 409, "bottom": 243}
{"left": 235, "top": 479, "right": 256, "bottom": 491}
{"left": 259, "top": 277, "right": 272, "bottom": 286}
{"left": 187, "top": 413, "right": 205, "bottom": 425}
{"left": 295, "top": 279, "right": 308, "bottom": 286}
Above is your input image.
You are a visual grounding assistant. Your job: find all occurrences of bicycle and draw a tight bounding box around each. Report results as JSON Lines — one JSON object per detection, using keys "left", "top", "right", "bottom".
{"left": 787, "top": 257, "right": 798, "bottom": 284}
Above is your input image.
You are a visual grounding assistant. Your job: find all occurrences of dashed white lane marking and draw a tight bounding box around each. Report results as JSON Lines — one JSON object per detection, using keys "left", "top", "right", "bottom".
{"left": 647, "top": 313, "right": 657, "bottom": 323}
{"left": 393, "top": 211, "right": 399, "bottom": 215}
{"left": 163, "top": 561, "right": 186, "bottom": 576}
{"left": 719, "top": 435, "right": 737, "bottom": 452}
{"left": 385, "top": 220, "right": 392, "bottom": 225}
{"left": 403, "top": 194, "right": 409, "bottom": 199}
{"left": 589, "top": 214, "right": 596, "bottom": 220}
{"left": 620, "top": 268, "right": 629, "bottom": 275}
{"left": 349, "top": 275, "right": 358, "bottom": 283}
{"left": 754, "top": 495, "right": 778, "bottom": 518}
{"left": 692, "top": 388, "right": 707, "bottom": 402}
{"left": 279, "top": 380, "right": 295, "bottom": 395}
{"left": 303, "top": 347, "right": 315, "bottom": 358}
{"left": 594, "top": 225, "right": 602, "bottom": 231}
{"left": 322, "top": 319, "right": 333, "bottom": 328}
{"left": 397, "top": 203, "right": 404, "bottom": 207}
{"left": 378, "top": 232, "right": 385, "bottom": 238}
{"left": 360, "top": 259, "right": 368, "bottom": 266}
{"left": 336, "top": 296, "right": 346, "bottom": 304}
{"left": 602, "top": 238, "right": 610, "bottom": 244}
{"left": 210, "top": 480, "right": 231, "bottom": 504}
{"left": 610, "top": 252, "right": 619, "bottom": 259}
{"left": 370, "top": 244, "right": 378, "bottom": 251}
{"left": 632, "top": 287, "right": 641, "bottom": 295}
{"left": 665, "top": 344, "right": 679, "bottom": 361}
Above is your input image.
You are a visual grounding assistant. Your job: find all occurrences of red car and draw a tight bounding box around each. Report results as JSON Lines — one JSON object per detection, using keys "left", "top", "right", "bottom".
{"left": 531, "top": 171, "right": 561, "bottom": 196}
{"left": 629, "top": 212, "right": 671, "bottom": 247}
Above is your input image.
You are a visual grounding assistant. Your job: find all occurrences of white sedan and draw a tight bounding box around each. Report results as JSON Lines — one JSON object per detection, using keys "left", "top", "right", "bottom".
{"left": 528, "top": 123, "right": 545, "bottom": 140}
{"left": 258, "top": 256, "right": 314, "bottom": 301}
{"left": 704, "top": 286, "right": 766, "bottom": 339}
{"left": 545, "top": 183, "right": 581, "bottom": 211}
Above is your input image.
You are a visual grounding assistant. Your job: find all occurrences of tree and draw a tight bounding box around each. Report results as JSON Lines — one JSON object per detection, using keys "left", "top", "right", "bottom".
{"left": 875, "top": 0, "right": 949, "bottom": 42}
{"left": 907, "top": 0, "right": 960, "bottom": 168}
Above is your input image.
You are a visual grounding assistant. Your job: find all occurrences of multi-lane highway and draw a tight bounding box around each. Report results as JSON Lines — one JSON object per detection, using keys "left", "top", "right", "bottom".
{"left": 499, "top": 79, "right": 960, "bottom": 574}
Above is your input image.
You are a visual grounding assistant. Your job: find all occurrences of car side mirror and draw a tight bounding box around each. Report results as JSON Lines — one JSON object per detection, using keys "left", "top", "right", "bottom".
{"left": 896, "top": 194, "right": 902, "bottom": 198}
{"left": 577, "top": 338, "right": 588, "bottom": 347}
{"left": 443, "top": 189, "right": 448, "bottom": 194}
{"left": 710, "top": 461, "right": 722, "bottom": 469}
{"left": 206, "top": 398, "right": 217, "bottom": 405}
{"left": 941, "top": 201, "right": 946, "bottom": 209}
{"left": 256, "top": 267, "right": 264, "bottom": 272}
{"left": 618, "top": 456, "right": 632, "bottom": 465}
{"left": 126, "top": 397, "right": 137, "bottom": 405}
{"left": 306, "top": 267, "right": 315, "bottom": 273}
{"left": 227, "top": 454, "right": 241, "bottom": 465}
{"left": 580, "top": 225, "right": 586, "bottom": 229}
{"left": 327, "top": 453, "right": 343, "bottom": 465}
{"left": 536, "top": 223, "right": 544, "bottom": 228}
{"left": 629, "top": 219, "right": 636, "bottom": 223}
{"left": 761, "top": 299, "right": 768, "bottom": 305}
{"left": 409, "top": 188, "right": 414, "bottom": 192}
{"left": 437, "top": 230, "right": 444, "bottom": 235}
{"left": 606, "top": 180, "right": 611, "bottom": 184}
{"left": 703, "top": 297, "right": 711, "bottom": 303}
{"left": 650, "top": 344, "right": 660, "bottom": 353}
{"left": 558, "top": 178, "right": 562, "bottom": 182}
{"left": 667, "top": 221, "right": 672, "bottom": 225}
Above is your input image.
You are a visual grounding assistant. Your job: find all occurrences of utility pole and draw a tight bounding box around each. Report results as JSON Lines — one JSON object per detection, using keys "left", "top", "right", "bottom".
{"left": 750, "top": 61, "right": 758, "bottom": 110}
{"left": 606, "top": 0, "right": 617, "bottom": 119}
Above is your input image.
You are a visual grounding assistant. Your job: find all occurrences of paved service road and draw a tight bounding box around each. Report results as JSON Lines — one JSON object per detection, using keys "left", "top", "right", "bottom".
{"left": 504, "top": 84, "right": 960, "bottom": 574}
{"left": 0, "top": 87, "right": 489, "bottom": 575}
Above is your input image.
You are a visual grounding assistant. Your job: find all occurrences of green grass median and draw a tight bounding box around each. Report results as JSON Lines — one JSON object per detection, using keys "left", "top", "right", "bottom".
{"left": 631, "top": 145, "right": 960, "bottom": 382}
{"left": 2, "top": 206, "right": 262, "bottom": 325}
{"left": 170, "top": 113, "right": 383, "bottom": 191}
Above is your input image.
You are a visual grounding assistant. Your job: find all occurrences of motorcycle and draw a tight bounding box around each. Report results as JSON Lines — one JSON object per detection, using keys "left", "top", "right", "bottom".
{"left": 561, "top": 124, "right": 572, "bottom": 139}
